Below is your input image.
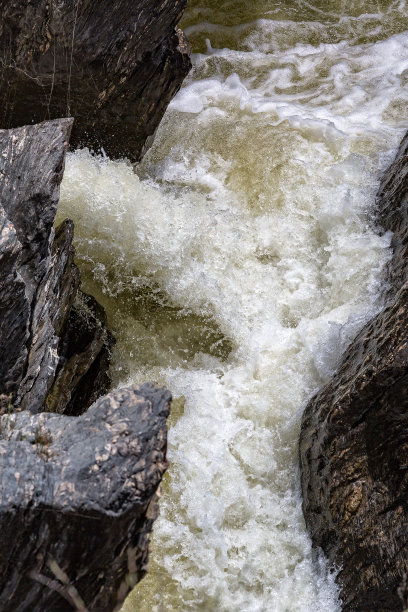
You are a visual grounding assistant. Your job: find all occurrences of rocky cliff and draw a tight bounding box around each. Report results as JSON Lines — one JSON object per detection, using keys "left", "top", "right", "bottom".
{"left": 0, "top": 0, "right": 191, "bottom": 161}
{"left": 300, "top": 133, "right": 408, "bottom": 611}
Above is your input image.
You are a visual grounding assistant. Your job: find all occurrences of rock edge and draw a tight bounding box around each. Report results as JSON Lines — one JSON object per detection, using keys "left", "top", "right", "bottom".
{"left": 300, "top": 133, "right": 408, "bottom": 610}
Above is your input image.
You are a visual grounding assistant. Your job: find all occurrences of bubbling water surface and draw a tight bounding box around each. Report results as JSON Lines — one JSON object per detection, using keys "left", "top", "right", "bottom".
{"left": 58, "top": 0, "right": 408, "bottom": 610}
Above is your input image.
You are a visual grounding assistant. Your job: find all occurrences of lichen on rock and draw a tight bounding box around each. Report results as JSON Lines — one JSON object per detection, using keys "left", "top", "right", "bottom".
{"left": 0, "top": 384, "right": 171, "bottom": 612}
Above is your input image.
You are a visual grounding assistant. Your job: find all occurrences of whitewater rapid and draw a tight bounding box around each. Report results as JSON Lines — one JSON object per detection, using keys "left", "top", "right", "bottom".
{"left": 58, "top": 1, "right": 408, "bottom": 610}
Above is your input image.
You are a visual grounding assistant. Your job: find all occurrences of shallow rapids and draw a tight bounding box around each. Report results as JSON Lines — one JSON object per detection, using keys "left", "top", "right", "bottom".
{"left": 58, "top": 1, "right": 408, "bottom": 610}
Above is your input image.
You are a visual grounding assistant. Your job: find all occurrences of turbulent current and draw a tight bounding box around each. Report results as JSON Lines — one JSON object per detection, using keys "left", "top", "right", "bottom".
{"left": 57, "top": 1, "right": 408, "bottom": 610}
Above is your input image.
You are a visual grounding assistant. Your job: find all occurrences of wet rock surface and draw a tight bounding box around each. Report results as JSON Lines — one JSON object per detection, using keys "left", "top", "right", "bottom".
{"left": 0, "top": 119, "right": 113, "bottom": 414}
{"left": 0, "top": 1, "right": 187, "bottom": 605}
{"left": 46, "top": 290, "right": 115, "bottom": 416}
{"left": 0, "top": 0, "right": 191, "bottom": 161}
{"left": 0, "top": 114, "right": 172, "bottom": 611}
{"left": 0, "top": 383, "right": 171, "bottom": 612}
{"left": 300, "top": 133, "right": 408, "bottom": 611}
{"left": 0, "top": 119, "right": 74, "bottom": 410}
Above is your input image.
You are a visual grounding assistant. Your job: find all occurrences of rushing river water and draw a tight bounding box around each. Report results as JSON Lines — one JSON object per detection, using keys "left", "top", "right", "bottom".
{"left": 58, "top": 1, "right": 408, "bottom": 610}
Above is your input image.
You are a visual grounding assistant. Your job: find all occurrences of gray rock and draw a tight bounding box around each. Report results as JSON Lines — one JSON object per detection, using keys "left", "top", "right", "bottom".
{"left": 0, "top": 0, "right": 191, "bottom": 161}
{"left": 300, "top": 134, "right": 408, "bottom": 610}
{"left": 0, "top": 383, "right": 171, "bottom": 612}
{"left": 0, "top": 118, "right": 171, "bottom": 611}
{"left": 0, "top": 119, "right": 73, "bottom": 409}
{"left": 0, "top": 119, "right": 113, "bottom": 414}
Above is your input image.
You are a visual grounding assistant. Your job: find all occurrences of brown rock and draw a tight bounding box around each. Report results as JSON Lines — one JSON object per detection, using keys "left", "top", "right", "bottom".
{"left": 300, "top": 134, "right": 408, "bottom": 610}
{"left": 0, "top": 0, "right": 191, "bottom": 161}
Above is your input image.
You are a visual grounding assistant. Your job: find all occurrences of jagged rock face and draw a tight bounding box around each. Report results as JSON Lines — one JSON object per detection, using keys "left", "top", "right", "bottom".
{"left": 0, "top": 0, "right": 191, "bottom": 161}
{"left": 300, "top": 134, "right": 408, "bottom": 611}
{"left": 0, "top": 119, "right": 171, "bottom": 610}
{"left": 0, "top": 119, "right": 113, "bottom": 414}
{"left": 0, "top": 207, "right": 31, "bottom": 401}
{"left": 0, "top": 383, "right": 171, "bottom": 612}
{"left": 0, "top": 119, "right": 74, "bottom": 409}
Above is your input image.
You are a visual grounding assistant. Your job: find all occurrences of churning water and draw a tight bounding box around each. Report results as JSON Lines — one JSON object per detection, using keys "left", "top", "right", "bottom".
{"left": 58, "top": 1, "right": 408, "bottom": 610}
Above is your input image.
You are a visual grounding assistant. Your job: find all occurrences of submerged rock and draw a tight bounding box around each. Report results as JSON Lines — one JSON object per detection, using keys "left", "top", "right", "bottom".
{"left": 0, "top": 383, "right": 171, "bottom": 612}
{"left": 300, "top": 133, "right": 408, "bottom": 611}
{"left": 0, "top": 0, "right": 191, "bottom": 161}
{"left": 0, "top": 119, "right": 112, "bottom": 414}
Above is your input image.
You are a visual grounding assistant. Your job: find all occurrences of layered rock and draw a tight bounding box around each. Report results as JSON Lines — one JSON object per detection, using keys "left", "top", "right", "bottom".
{"left": 0, "top": 119, "right": 113, "bottom": 414}
{"left": 0, "top": 0, "right": 191, "bottom": 161}
{"left": 300, "top": 134, "right": 408, "bottom": 610}
{"left": 0, "top": 383, "right": 171, "bottom": 612}
{"left": 0, "top": 118, "right": 172, "bottom": 610}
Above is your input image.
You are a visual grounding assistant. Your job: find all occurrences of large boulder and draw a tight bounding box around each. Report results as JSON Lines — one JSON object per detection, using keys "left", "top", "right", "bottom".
{"left": 0, "top": 383, "right": 171, "bottom": 612}
{"left": 300, "top": 134, "right": 408, "bottom": 610}
{"left": 0, "top": 0, "right": 191, "bottom": 161}
{"left": 0, "top": 119, "right": 113, "bottom": 414}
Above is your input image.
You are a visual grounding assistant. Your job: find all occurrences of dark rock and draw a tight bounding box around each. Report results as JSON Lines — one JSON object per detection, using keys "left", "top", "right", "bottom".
{"left": 376, "top": 131, "right": 408, "bottom": 295}
{"left": 18, "top": 216, "right": 81, "bottom": 413}
{"left": 0, "top": 383, "right": 171, "bottom": 612}
{"left": 0, "top": 0, "right": 191, "bottom": 161}
{"left": 300, "top": 133, "right": 408, "bottom": 611}
{"left": 0, "top": 119, "right": 73, "bottom": 409}
{"left": 0, "top": 119, "right": 113, "bottom": 414}
{"left": 46, "top": 291, "right": 115, "bottom": 416}
{"left": 0, "top": 207, "right": 30, "bottom": 400}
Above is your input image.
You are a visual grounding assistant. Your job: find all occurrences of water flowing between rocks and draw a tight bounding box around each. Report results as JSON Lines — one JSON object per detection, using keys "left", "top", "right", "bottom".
{"left": 57, "top": 1, "right": 408, "bottom": 610}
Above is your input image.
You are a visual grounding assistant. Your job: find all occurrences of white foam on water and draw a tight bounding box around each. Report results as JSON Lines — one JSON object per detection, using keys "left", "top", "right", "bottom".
{"left": 58, "top": 2, "right": 408, "bottom": 610}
